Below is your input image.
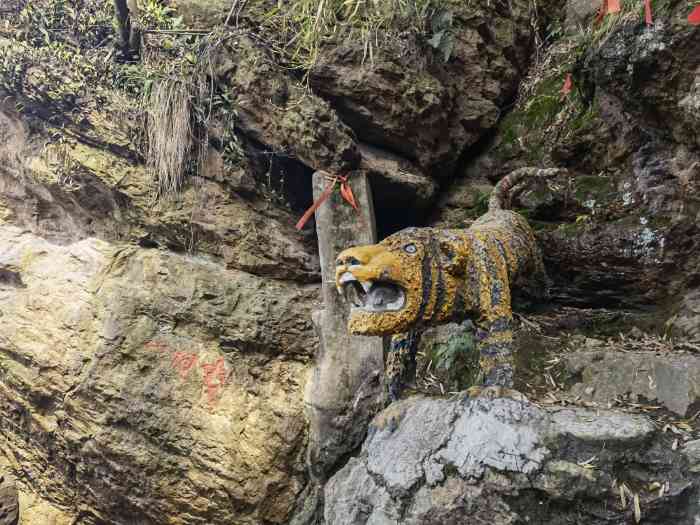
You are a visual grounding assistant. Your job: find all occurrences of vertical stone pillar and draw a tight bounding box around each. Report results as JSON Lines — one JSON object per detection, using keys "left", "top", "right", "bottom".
{"left": 305, "top": 171, "right": 384, "bottom": 479}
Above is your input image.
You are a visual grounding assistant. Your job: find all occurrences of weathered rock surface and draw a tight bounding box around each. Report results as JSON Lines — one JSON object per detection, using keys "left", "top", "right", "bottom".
{"left": 565, "top": 350, "right": 700, "bottom": 416}
{"left": 325, "top": 395, "right": 697, "bottom": 524}
{"left": 219, "top": 36, "right": 360, "bottom": 174}
{"left": 0, "top": 472, "right": 18, "bottom": 525}
{"left": 310, "top": 0, "right": 534, "bottom": 177}
{"left": 0, "top": 226, "right": 318, "bottom": 524}
{"left": 360, "top": 144, "right": 437, "bottom": 212}
{"left": 0, "top": 102, "right": 321, "bottom": 283}
{"left": 584, "top": 14, "right": 700, "bottom": 150}
{"left": 3, "top": 0, "right": 700, "bottom": 523}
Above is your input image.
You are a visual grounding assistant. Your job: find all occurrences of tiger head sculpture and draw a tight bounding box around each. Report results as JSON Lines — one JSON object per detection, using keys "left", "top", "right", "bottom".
{"left": 335, "top": 228, "right": 470, "bottom": 336}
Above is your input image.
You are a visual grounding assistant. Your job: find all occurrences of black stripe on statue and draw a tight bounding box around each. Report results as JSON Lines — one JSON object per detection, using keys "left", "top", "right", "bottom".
{"left": 430, "top": 237, "right": 445, "bottom": 322}
{"left": 452, "top": 291, "right": 465, "bottom": 322}
{"left": 416, "top": 246, "right": 433, "bottom": 323}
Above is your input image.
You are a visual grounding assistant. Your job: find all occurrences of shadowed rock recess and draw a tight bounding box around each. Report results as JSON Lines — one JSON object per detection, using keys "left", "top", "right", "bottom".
{"left": 1, "top": 0, "right": 700, "bottom": 523}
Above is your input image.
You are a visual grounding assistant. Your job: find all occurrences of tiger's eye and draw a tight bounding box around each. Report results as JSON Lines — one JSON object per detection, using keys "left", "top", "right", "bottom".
{"left": 403, "top": 243, "right": 417, "bottom": 254}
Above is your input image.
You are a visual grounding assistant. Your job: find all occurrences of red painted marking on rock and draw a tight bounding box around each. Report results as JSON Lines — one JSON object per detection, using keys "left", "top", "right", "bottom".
{"left": 560, "top": 73, "right": 573, "bottom": 100}
{"left": 145, "top": 340, "right": 170, "bottom": 353}
{"left": 172, "top": 351, "right": 198, "bottom": 379}
{"left": 201, "top": 357, "right": 228, "bottom": 406}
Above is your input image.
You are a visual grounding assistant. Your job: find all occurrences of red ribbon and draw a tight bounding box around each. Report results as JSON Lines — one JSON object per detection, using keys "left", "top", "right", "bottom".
{"left": 594, "top": 0, "right": 607, "bottom": 25}
{"left": 560, "top": 73, "right": 573, "bottom": 100}
{"left": 644, "top": 0, "right": 653, "bottom": 25}
{"left": 295, "top": 173, "right": 360, "bottom": 230}
{"left": 607, "top": 0, "right": 621, "bottom": 13}
{"left": 691, "top": 4, "right": 700, "bottom": 25}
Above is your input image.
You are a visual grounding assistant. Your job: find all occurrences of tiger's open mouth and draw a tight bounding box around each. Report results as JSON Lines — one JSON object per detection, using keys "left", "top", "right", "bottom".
{"left": 338, "top": 272, "right": 406, "bottom": 312}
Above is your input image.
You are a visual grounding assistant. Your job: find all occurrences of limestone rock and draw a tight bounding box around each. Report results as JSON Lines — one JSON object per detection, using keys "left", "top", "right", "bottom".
{"left": 360, "top": 143, "right": 437, "bottom": 212}
{"left": 565, "top": 351, "right": 700, "bottom": 416}
{"left": 0, "top": 226, "right": 318, "bottom": 524}
{"left": 325, "top": 395, "right": 693, "bottom": 525}
{"left": 584, "top": 12, "right": 700, "bottom": 150}
{"left": 310, "top": 0, "right": 534, "bottom": 176}
{"left": 0, "top": 473, "right": 18, "bottom": 525}
{"left": 564, "top": 0, "right": 600, "bottom": 33}
{"left": 682, "top": 440, "right": 700, "bottom": 472}
{"left": 220, "top": 36, "right": 360, "bottom": 173}
{"left": 0, "top": 106, "right": 320, "bottom": 283}
{"left": 671, "top": 286, "right": 700, "bottom": 339}
{"left": 429, "top": 177, "right": 494, "bottom": 228}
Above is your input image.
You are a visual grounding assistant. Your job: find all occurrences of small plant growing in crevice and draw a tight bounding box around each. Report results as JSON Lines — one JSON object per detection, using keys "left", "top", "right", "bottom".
{"left": 427, "top": 9, "right": 454, "bottom": 62}
{"left": 424, "top": 328, "right": 480, "bottom": 392}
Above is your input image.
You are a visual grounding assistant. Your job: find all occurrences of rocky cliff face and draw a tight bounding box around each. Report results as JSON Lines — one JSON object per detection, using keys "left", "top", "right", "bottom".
{"left": 1, "top": 0, "right": 699, "bottom": 524}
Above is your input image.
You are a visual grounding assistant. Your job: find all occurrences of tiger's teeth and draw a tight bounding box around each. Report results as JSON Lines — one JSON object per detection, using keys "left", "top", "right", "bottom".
{"left": 339, "top": 272, "right": 356, "bottom": 284}
{"left": 360, "top": 281, "right": 372, "bottom": 293}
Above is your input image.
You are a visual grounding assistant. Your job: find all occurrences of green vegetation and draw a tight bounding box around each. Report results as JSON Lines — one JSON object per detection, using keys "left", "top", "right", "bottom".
{"left": 254, "top": 0, "right": 448, "bottom": 70}
{"left": 0, "top": 0, "right": 225, "bottom": 198}
{"left": 0, "top": 0, "right": 451, "bottom": 199}
{"left": 425, "top": 330, "right": 480, "bottom": 391}
{"left": 0, "top": 0, "right": 114, "bottom": 106}
{"left": 573, "top": 174, "right": 615, "bottom": 202}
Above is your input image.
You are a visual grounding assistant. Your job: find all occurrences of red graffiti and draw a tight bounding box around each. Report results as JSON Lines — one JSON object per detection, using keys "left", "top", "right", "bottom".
{"left": 145, "top": 339, "right": 229, "bottom": 408}
{"left": 144, "top": 340, "right": 170, "bottom": 353}
{"left": 201, "top": 357, "right": 228, "bottom": 407}
{"left": 172, "top": 351, "right": 198, "bottom": 379}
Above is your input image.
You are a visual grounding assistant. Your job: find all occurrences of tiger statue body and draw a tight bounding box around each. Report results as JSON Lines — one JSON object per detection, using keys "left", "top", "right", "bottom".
{"left": 335, "top": 168, "right": 561, "bottom": 401}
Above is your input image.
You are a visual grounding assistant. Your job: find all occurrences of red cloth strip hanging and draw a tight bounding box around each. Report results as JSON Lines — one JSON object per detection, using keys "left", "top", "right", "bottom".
{"left": 644, "top": 0, "right": 653, "bottom": 25}
{"left": 295, "top": 172, "right": 361, "bottom": 230}
{"left": 560, "top": 73, "right": 573, "bottom": 100}
{"left": 689, "top": 4, "right": 700, "bottom": 25}
{"left": 594, "top": 0, "right": 607, "bottom": 25}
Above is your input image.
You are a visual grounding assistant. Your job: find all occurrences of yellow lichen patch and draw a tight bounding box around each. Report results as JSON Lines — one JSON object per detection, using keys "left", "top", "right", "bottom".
{"left": 436, "top": 273, "right": 460, "bottom": 322}
{"left": 479, "top": 352, "right": 514, "bottom": 373}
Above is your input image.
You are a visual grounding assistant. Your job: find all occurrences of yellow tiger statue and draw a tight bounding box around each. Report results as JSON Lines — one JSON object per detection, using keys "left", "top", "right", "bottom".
{"left": 335, "top": 168, "right": 563, "bottom": 401}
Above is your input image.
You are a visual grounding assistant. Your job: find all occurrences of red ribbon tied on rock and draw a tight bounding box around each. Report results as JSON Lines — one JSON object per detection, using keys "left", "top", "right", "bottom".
{"left": 295, "top": 172, "right": 359, "bottom": 230}
{"left": 689, "top": 4, "right": 700, "bottom": 25}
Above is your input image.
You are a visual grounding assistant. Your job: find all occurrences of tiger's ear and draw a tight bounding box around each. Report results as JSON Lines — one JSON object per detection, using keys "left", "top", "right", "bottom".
{"left": 439, "top": 239, "right": 466, "bottom": 276}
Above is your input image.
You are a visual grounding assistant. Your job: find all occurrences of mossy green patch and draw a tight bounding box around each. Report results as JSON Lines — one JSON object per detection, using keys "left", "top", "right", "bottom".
{"left": 493, "top": 75, "right": 569, "bottom": 164}
{"left": 425, "top": 330, "right": 480, "bottom": 390}
{"left": 573, "top": 174, "right": 615, "bottom": 202}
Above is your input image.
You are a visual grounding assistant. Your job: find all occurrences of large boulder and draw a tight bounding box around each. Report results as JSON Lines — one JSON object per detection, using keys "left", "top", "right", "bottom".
{"left": 0, "top": 226, "right": 318, "bottom": 524}
{"left": 310, "top": 0, "right": 534, "bottom": 177}
{"left": 218, "top": 36, "right": 360, "bottom": 174}
{"left": 565, "top": 350, "right": 700, "bottom": 416}
{"left": 325, "top": 395, "right": 697, "bottom": 524}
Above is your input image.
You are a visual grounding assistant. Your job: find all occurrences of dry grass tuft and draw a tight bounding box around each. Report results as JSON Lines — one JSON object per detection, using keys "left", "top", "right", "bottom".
{"left": 146, "top": 78, "right": 192, "bottom": 198}
{"left": 258, "top": 0, "right": 442, "bottom": 69}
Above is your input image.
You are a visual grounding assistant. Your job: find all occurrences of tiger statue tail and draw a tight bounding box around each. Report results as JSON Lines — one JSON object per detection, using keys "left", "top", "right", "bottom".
{"left": 488, "top": 167, "right": 565, "bottom": 211}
